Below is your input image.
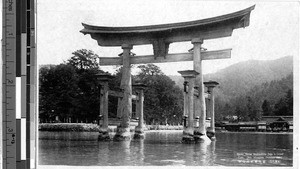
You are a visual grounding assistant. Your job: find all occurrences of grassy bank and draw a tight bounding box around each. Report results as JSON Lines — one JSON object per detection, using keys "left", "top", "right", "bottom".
{"left": 39, "top": 123, "right": 100, "bottom": 132}
{"left": 39, "top": 123, "right": 183, "bottom": 132}
{"left": 146, "top": 125, "right": 183, "bottom": 130}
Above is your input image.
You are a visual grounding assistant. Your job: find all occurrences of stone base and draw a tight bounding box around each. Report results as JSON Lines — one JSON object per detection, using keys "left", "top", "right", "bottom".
{"left": 133, "top": 133, "right": 145, "bottom": 139}
{"left": 193, "top": 130, "right": 204, "bottom": 136}
{"left": 113, "top": 126, "right": 131, "bottom": 141}
{"left": 194, "top": 130, "right": 211, "bottom": 143}
{"left": 206, "top": 130, "right": 216, "bottom": 141}
{"left": 182, "top": 135, "right": 195, "bottom": 144}
{"left": 98, "top": 128, "right": 111, "bottom": 141}
{"left": 133, "top": 127, "right": 145, "bottom": 139}
{"left": 182, "top": 127, "right": 194, "bottom": 144}
{"left": 98, "top": 133, "right": 111, "bottom": 141}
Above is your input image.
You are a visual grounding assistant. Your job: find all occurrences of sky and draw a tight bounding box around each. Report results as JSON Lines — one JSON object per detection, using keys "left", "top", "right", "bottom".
{"left": 1, "top": 0, "right": 300, "bottom": 75}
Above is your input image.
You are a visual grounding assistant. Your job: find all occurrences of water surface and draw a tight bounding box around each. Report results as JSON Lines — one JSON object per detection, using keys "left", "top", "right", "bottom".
{"left": 39, "top": 131, "right": 293, "bottom": 166}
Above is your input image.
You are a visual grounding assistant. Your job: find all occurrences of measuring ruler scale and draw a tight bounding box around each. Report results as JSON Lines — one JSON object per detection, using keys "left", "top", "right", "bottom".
{"left": 2, "top": 0, "right": 37, "bottom": 169}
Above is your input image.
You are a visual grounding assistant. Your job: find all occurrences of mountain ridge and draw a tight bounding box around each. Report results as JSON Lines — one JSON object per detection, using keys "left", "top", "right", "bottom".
{"left": 169, "top": 55, "right": 293, "bottom": 99}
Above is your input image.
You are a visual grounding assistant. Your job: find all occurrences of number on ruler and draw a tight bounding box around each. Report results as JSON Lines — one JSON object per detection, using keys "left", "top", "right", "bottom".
{"left": 11, "top": 134, "right": 15, "bottom": 144}
{"left": 7, "top": 128, "right": 14, "bottom": 133}
{"left": 7, "top": 0, "right": 14, "bottom": 11}
{"left": 7, "top": 79, "right": 14, "bottom": 84}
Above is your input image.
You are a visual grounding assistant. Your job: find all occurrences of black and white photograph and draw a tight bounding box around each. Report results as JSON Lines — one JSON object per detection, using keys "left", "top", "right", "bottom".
{"left": 1, "top": 0, "right": 299, "bottom": 168}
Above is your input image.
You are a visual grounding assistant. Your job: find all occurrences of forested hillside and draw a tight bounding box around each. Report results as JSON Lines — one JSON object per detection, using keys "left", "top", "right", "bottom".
{"left": 170, "top": 55, "right": 292, "bottom": 97}
{"left": 216, "top": 73, "right": 293, "bottom": 121}
{"left": 205, "top": 55, "right": 293, "bottom": 99}
{"left": 170, "top": 55, "right": 293, "bottom": 121}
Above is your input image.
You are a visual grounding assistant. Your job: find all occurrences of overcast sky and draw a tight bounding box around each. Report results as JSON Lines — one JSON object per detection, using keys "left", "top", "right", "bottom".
{"left": 1, "top": 0, "right": 300, "bottom": 75}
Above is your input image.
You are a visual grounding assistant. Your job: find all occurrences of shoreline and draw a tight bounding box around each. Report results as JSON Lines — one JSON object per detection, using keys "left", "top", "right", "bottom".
{"left": 39, "top": 129, "right": 293, "bottom": 135}
{"left": 39, "top": 123, "right": 184, "bottom": 132}
{"left": 217, "top": 130, "right": 293, "bottom": 135}
{"left": 39, "top": 123, "right": 293, "bottom": 134}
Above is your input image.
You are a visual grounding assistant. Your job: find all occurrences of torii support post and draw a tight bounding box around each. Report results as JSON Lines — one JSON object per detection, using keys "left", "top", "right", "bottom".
{"left": 183, "top": 81, "right": 188, "bottom": 118}
{"left": 96, "top": 73, "right": 114, "bottom": 141}
{"left": 133, "top": 83, "right": 147, "bottom": 139}
{"left": 204, "top": 81, "right": 219, "bottom": 140}
{"left": 114, "top": 44, "right": 133, "bottom": 141}
{"left": 178, "top": 70, "right": 199, "bottom": 143}
{"left": 192, "top": 38, "right": 211, "bottom": 143}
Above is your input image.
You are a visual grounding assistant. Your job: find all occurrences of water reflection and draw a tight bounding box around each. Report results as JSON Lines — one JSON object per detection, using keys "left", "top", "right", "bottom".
{"left": 119, "top": 141, "right": 131, "bottom": 165}
{"left": 211, "top": 141, "right": 216, "bottom": 164}
{"left": 190, "top": 140, "right": 216, "bottom": 165}
{"left": 39, "top": 131, "right": 293, "bottom": 166}
{"left": 96, "top": 141, "right": 109, "bottom": 165}
{"left": 132, "top": 139, "right": 145, "bottom": 165}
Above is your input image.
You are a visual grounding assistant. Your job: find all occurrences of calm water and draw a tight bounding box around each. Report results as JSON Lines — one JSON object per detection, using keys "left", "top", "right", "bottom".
{"left": 39, "top": 131, "right": 293, "bottom": 166}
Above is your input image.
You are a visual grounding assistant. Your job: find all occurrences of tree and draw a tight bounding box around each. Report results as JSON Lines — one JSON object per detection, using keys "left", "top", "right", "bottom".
{"left": 135, "top": 64, "right": 183, "bottom": 125}
{"left": 274, "top": 98, "right": 287, "bottom": 116}
{"left": 246, "top": 96, "right": 256, "bottom": 121}
{"left": 285, "top": 89, "right": 293, "bottom": 116}
{"left": 40, "top": 49, "right": 107, "bottom": 123}
{"left": 214, "top": 97, "right": 225, "bottom": 122}
{"left": 273, "top": 89, "right": 293, "bottom": 116}
{"left": 222, "top": 103, "right": 232, "bottom": 120}
{"left": 39, "top": 64, "right": 79, "bottom": 122}
{"left": 137, "top": 64, "right": 164, "bottom": 77}
{"left": 66, "top": 49, "right": 100, "bottom": 71}
{"left": 75, "top": 68, "right": 102, "bottom": 122}
{"left": 66, "top": 49, "right": 105, "bottom": 122}
{"left": 262, "top": 99, "right": 272, "bottom": 116}
{"left": 234, "top": 106, "right": 243, "bottom": 122}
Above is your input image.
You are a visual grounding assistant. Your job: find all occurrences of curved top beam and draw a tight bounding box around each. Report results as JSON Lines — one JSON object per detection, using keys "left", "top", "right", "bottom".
{"left": 80, "top": 5, "right": 255, "bottom": 46}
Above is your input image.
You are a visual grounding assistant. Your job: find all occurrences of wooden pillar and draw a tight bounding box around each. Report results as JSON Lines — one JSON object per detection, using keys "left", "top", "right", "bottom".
{"left": 133, "top": 83, "right": 147, "bottom": 139}
{"left": 103, "top": 83, "right": 109, "bottom": 129}
{"left": 96, "top": 73, "right": 113, "bottom": 141}
{"left": 114, "top": 44, "right": 133, "bottom": 141}
{"left": 205, "top": 93, "right": 211, "bottom": 120}
{"left": 137, "top": 90, "right": 144, "bottom": 129}
{"left": 183, "top": 81, "right": 188, "bottom": 117}
{"left": 192, "top": 38, "right": 210, "bottom": 143}
{"left": 117, "top": 87, "right": 124, "bottom": 119}
{"left": 135, "top": 95, "right": 140, "bottom": 119}
{"left": 99, "top": 86, "right": 104, "bottom": 124}
{"left": 187, "top": 77, "right": 195, "bottom": 134}
{"left": 178, "top": 70, "right": 199, "bottom": 143}
{"left": 204, "top": 81, "right": 219, "bottom": 140}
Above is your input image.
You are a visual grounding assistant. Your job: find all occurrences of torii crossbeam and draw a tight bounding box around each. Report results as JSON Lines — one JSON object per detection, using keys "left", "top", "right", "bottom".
{"left": 81, "top": 5, "right": 255, "bottom": 142}
{"left": 98, "top": 49, "right": 231, "bottom": 66}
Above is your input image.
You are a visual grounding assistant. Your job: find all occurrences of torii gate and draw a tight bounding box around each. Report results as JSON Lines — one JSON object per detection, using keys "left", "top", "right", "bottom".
{"left": 80, "top": 5, "right": 255, "bottom": 141}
